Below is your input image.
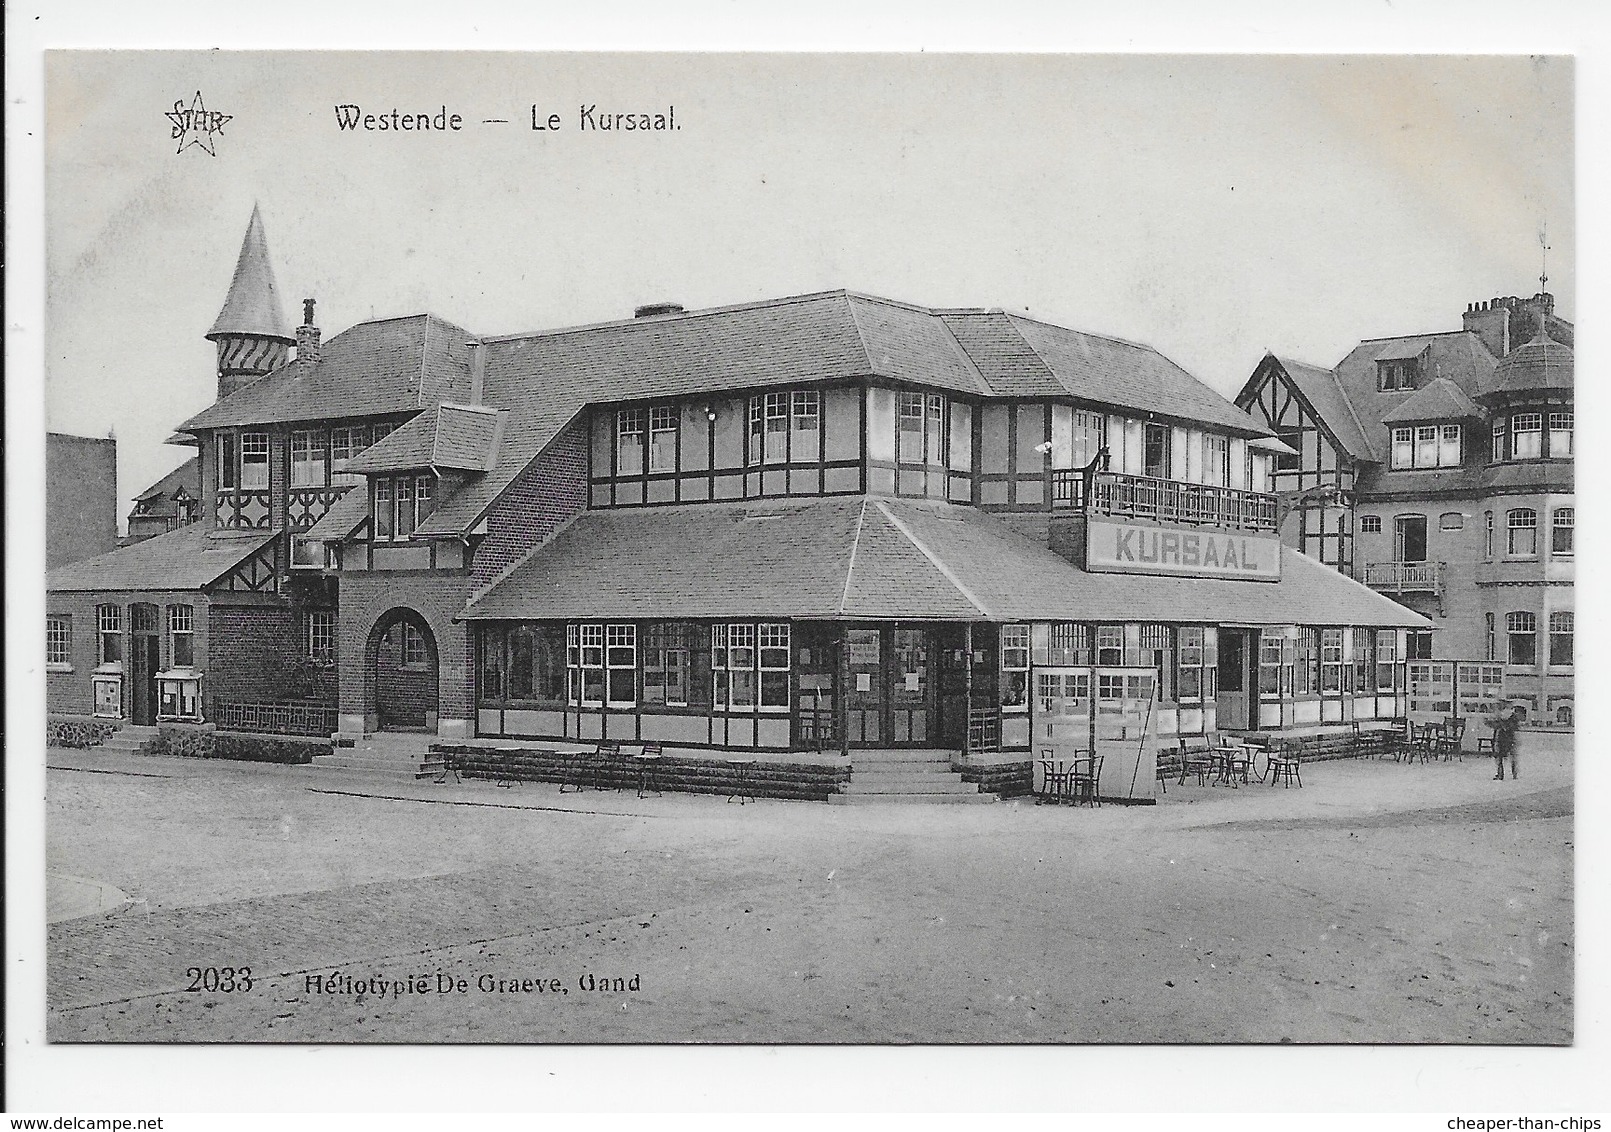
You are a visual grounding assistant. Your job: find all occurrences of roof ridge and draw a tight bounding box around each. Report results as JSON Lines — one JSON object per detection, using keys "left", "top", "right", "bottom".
{"left": 481, "top": 288, "right": 859, "bottom": 344}
{"left": 872, "top": 499, "right": 992, "bottom": 618}
{"left": 840, "top": 292, "right": 877, "bottom": 377}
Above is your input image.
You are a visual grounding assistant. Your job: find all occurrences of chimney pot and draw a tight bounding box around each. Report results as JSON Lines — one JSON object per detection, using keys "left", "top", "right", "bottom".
{"left": 296, "top": 297, "right": 322, "bottom": 370}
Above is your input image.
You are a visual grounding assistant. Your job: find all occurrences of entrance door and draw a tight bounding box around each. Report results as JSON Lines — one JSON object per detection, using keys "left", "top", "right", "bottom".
{"left": 130, "top": 603, "right": 161, "bottom": 725}
{"left": 889, "top": 627, "right": 931, "bottom": 745}
{"left": 845, "top": 628, "right": 884, "bottom": 746}
{"left": 1395, "top": 515, "right": 1428, "bottom": 563}
{"left": 1215, "top": 629, "right": 1251, "bottom": 731}
{"left": 933, "top": 624, "right": 969, "bottom": 750}
{"left": 844, "top": 626, "right": 938, "bottom": 748}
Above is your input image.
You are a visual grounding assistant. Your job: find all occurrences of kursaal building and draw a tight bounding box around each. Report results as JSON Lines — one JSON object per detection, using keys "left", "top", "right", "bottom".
{"left": 47, "top": 210, "right": 1429, "bottom": 799}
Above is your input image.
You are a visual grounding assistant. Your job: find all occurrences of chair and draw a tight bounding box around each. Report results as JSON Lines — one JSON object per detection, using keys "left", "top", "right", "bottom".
{"left": 1384, "top": 717, "right": 1412, "bottom": 762}
{"left": 560, "top": 740, "right": 618, "bottom": 792}
{"left": 1070, "top": 754, "right": 1104, "bottom": 807}
{"left": 634, "top": 742, "right": 664, "bottom": 798}
{"left": 1176, "top": 738, "right": 1213, "bottom": 787}
{"left": 1212, "top": 739, "right": 1248, "bottom": 787}
{"left": 1348, "top": 720, "right": 1368, "bottom": 760}
{"left": 727, "top": 758, "right": 757, "bottom": 804}
{"left": 1440, "top": 717, "right": 1466, "bottom": 762}
{"left": 1408, "top": 723, "right": 1437, "bottom": 765}
{"left": 1038, "top": 750, "right": 1073, "bottom": 805}
{"left": 1267, "top": 738, "right": 1302, "bottom": 788}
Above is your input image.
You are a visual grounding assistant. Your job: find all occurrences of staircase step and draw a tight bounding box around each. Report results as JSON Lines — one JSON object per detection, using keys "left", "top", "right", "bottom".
{"left": 851, "top": 763, "right": 955, "bottom": 775}
{"left": 829, "top": 792, "right": 997, "bottom": 805}
{"left": 843, "top": 776, "right": 979, "bottom": 793}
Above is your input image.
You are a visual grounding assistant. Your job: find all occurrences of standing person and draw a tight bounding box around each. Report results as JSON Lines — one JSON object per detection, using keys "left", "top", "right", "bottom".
{"left": 1488, "top": 701, "right": 1523, "bottom": 781}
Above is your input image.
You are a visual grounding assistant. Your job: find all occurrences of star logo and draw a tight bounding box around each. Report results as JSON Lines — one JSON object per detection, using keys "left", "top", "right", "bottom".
{"left": 166, "top": 91, "right": 233, "bottom": 156}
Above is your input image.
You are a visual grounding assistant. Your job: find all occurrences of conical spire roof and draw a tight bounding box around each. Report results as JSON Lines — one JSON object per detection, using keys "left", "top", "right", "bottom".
{"left": 206, "top": 204, "right": 294, "bottom": 343}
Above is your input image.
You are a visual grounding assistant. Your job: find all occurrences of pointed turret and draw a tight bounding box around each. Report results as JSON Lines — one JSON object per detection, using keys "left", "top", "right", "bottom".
{"left": 205, "top": 204, "right": 295, "bottom": 399}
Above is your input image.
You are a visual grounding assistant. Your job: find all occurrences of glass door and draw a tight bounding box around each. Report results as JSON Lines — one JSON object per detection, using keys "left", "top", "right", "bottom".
{"left": 890, "top": 627, "right": 930, "bottom": 744}
{"left": 845, "top": 628, "right": 884, "bottom": 746}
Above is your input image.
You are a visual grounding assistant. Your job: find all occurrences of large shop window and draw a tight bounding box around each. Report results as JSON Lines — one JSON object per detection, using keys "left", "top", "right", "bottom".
{"left": 712, "top": 622, "right": 791, "bottom": 711}
{"left": 999, "top": 624, "right": 1030, "bottom": 711}
{"left": 1549, "top": 612, "right": 1574, "bottom": 667}
{"left": 1507, "top": 612, "right": 1537, "bottom": 668}
{"left": 642, "top": 622, "right": 693, "bottom": 707}
{"left": 240, "top": 432, "right": 270, "bottom": 489}
{"left": 1552, "top": 508, "right": 1574, "bottom": 555}
{"left": 1259, "top": 629, "right": 1289, "bottom": 699}
{"left": 97, "top": 604, "right": 123, "bottom": 666}
{"left": 374, "top": 474, "right": 435, "bottom": 541}
{"left": 568, "top": 623, "right": 606, "bottom": 707}
{"left": 291, "top": 430, "right": 328, "bottom": 486}
{"left": 504, "top": 625, "right": 566, "bottom": 703}
{"left": 47, "top": 615, "right": 71, "bottom": 668}
{"left": 1320, "top": 628, "right": 1345, "bottom": 693}
{"left": 1507, "top": 508, "right": 1538, "bottom": 557}
{"left": 167, "top": 604, "right": 195, "bottom": 667}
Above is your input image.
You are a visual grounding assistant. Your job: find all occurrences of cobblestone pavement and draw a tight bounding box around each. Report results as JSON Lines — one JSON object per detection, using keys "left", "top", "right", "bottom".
{"left": 46, "top": 744, "right": 1573, "bottom": 1043}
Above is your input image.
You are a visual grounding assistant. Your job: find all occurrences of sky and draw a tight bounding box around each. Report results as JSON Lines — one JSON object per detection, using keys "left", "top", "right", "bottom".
{"left": 42, "top": 52, "right": 1573, "bottom": 529}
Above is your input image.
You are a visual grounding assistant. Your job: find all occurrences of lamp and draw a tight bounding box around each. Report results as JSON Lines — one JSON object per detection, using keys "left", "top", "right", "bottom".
{"left": 705, "top": 406, "right": 718, "bottom": 423}
{"left": 1033, "top": 441, "right": 1053, "bottom": 454}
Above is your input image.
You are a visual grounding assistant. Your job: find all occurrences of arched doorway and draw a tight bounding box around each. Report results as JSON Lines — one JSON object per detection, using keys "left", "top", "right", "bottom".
{"left": 365, "top": 608, "right": 439, "bottom": 732}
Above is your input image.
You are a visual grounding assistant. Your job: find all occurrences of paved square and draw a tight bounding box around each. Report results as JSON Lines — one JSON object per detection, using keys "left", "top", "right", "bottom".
{"left": 47, "top": 739, "right": 1572, "bottom": 1043}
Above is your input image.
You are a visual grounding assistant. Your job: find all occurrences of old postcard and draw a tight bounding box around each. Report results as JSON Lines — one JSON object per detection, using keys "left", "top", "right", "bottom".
{"left": 13, "top": 32, "right": 1592, "bottom": 1113}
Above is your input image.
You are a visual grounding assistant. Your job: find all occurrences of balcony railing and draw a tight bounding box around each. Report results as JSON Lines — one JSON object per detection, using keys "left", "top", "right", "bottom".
{"left": 288, "top": 486, "right": 348, "bottom": 531}
{"left": 1051, "top": 469, "right": 1279, "bottom": 532}
{"left": 1363, "top": 560, "right": 1446, "bottom": 595}
{"left": 214, "top": 489, "right": 272, "bottom": 530}
{"left": 212, "top": 699, "right": 339, "bottom": 737}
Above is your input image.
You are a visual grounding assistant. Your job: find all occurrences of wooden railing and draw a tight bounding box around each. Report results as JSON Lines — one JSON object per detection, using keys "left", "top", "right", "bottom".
{"left": 1051, "top": 470, "right": 1278, "bottom": 532}
{"left": 1363, "top": 561, "right": 1446, "bottom": 595}
{"left": 212, "top": 700, "right": 339, "bottom": 737}
{"left": 213, "top": 489, "right": 272, "bottom": 530}
{"left": 287, "top": 486, "right": 349, "bottom": 530}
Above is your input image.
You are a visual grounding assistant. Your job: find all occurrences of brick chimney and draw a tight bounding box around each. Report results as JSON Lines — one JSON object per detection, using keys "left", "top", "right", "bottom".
{"left": 1463, "top": 298, "right": 1510, "bottom": 359}
{"left": 468, "top": 341, "right": 486, "bottom": 404}
{"left": 296, "top": 297, "right": 321, "bottom": 371}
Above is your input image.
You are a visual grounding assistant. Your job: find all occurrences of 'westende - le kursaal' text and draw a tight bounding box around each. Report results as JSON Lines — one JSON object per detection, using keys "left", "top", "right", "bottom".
{"left": 333, "top": 104, "right": 679, "bottom": 133}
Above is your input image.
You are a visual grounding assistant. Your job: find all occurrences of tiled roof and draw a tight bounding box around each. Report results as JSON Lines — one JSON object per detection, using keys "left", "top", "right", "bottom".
{"left": 1331, "top": 331, "right": 1497, "bottom": 464}
{"left": 178, "top": 313, "right": 475, "bottom": 430}
{"left": 206, "top": 205, "right": 293, "bottom": 343}
{"left": 302, "top": 487, "right": 368, "bottom": 540}
{"left": 46, "top": 525, "right": 278, "bottom": 593}
{"left": 344, "top": 402, "right": 505, "bottom": 474}
{"left": 1380, "top": 377, "right": 1484, "bottom": 423}
{"left": 1478, "top": 335, "right": 1574, "bottom": 400}
{"left": 133, "top": 457, "right": 200, "bottom": 502}
{"left": 461, "top": 495, "right": 1427, "bottom": 628}
{"left": 1271, "top": 356, "right": 1376, "bottom": 462}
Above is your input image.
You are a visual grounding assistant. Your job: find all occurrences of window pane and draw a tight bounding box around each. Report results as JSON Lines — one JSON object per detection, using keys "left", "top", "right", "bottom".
{"left": 765, "top": 393, "right": 789, "bottom": 464}
{"left": 617, "top": 410, "right": 645, "bottom": 475}
{"left": 1414, "top": 426, "right": 1438, "bottom": 469}
{"left": 897, "top": 393, "right": 925, "bottom": 464}
{"left": 395, "top": 477, "right": 415, "bottom": 537}
{"left": 649, "top": 406, "right": 677, "bottom": 473}
{"left": 1392, "top": 428, "right": 1413, "bottom": 469}
{"left": 1552, "top": 508, "right": 1574, "bottom": 554}
{"left": 241, "top": 433, "right": 270, "bottom": 488}
{"left": 1549, "top": 412, "right": 1573, "bottom": 457}
{"left": 1438, "top": 424, "right": 1461, "bottom": 467}
{"left": 792, "top": 391, "right": 820, "bottom": 462}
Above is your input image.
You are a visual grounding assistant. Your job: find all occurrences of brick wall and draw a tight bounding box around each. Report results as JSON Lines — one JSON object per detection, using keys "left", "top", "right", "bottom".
{"left": 338, "top": 573, "right": 476, "bottom": 732}
{"left": 47, "top": 434, "right": 119, "bottom": 568}
{"left": 470, "top": 421, "right": 589, "bottom": 589}
{"left": 207, "top": 599, "right": 338, "bottom": 706}
{"left": 46, "top": 590, "right": 213, "bottom": 718}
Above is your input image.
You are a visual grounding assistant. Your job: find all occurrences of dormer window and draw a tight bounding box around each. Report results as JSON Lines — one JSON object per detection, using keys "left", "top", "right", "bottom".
{"left": 1378, "top": 358, "right": 1420, "bottom": 391}
{"left": 374, "top": 473, "right": 435, "bottom": 542}
{"left": 1390, "top": 424, "right": 1460, "bottom": 470}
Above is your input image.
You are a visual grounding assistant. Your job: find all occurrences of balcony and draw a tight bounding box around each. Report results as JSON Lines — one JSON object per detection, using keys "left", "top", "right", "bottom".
{"left": 213, "top": 489, "right": 271, "bottom": 530}
{"left": 1363, "top": 560, "right": 1446, "bottom": 596}
{"left": 1052, "top": 469, "right": 1279, "bottom": 533}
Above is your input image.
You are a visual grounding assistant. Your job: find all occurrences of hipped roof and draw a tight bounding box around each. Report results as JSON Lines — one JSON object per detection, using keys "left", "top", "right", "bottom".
{"left": 461, "top": 496, "right": 1428, "bottom": 628}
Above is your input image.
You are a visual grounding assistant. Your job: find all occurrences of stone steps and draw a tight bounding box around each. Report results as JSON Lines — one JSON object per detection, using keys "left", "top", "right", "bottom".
{"left": 99, "top": 726, "right": 158, "bottom": 755}
{"left": 829, "top": 792, "right": 997, "bottom": 806}
{"left": 842, "top": 749, "right": 994, "bottom": 803}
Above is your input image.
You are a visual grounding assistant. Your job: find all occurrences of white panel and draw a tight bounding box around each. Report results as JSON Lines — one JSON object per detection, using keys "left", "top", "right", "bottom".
{"left": 1294, "top": 700, "right": 1322, "bottom": 724}
{"left": 949, "top": 401, "right": 973, "bottom": 471}
{"left": 1259, "top": 703, "right": 1282, "bottom": 728}
{"left": 504, "top": 709, "right": 565, "bottom": 737}
{"left": 478, "top": 709, "right": 501, "bottom": 735}
{"left": 726, "top": 717, "right": 755, "bottom": 748}
{"left": 1185, "top": 429, "right": 1203, "bottom": 483}
{"left": 1124, "top": 419, "right": 1145, "bottom": 475}
{"left": 639, "top": 713, "right": 708, "bottom": 744}
{"left": 604, "top": 713, "right": 637, "bottom": 740}
{"left": 1321, "top": 699, "right": 1342, "bottom": 722}
{"left": 1002, "top": 714, "right": 1031, "bottom": 749}
{"left": 1107, "top": 415, "right": 1127, "bottom": 468}
{"left": 578, "top": 713, "right": 602, "bottom": 739}
{"left": 1229, "top": 437, "right": 1248, "bottom": 489}
{"left": 756, "top": 717, "right": 790, "bottom": 748}
{"left": 1050, "top": 404, "right": 1073, "bottom": 468}
{"left": 1156, "top": 707, "right": 1179, "bottom": 736}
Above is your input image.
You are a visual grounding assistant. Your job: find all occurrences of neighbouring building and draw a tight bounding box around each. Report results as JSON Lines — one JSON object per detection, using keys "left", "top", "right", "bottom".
{"left": 47, "top": 208, "right": 1426, "bottom": 774}
{"left": 47, "top": 432, "right": 119, "bottom": 568}
{"left": 124, "top": 456, "right": 202, "bottom": 545}
{"left": 1237, "top": 291, "right": 1574, "bottom": 727}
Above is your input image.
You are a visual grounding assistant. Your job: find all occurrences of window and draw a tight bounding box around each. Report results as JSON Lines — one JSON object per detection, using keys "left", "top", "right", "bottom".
{"left": 1439, "top": 424, "right": 1462, "bottom": 467}
{"left": 308, "top": 610, "right": 336, "bottom": 665}
{"left": 1203, "top": 434, "right": 1229, "bottom": 486}
{"left": 1485, "top": 613, "right": 1496, "bottom": 662}
{"left": 1405, "top": 629, "right": 1433, "bottom": 661}
{"left": 217, "top": 433, "right": 237, "bottom": 489}
{"left": 1507, "top": 508, "right": 1538, "bottom": 557}
{"left": 606, "top": 623, "right": 636, "bottom": 706}
{"left": 1095, "top": 625, "right": 1125, "bottom": 667}
{"left": 569, "top": 623, "right": 605, "bottom": 706}
{"left": 372, "top": 421, "right": 397, "bottom": 444}
{"left": 1439, "top": 512, "right": 1464, "bottom": 531}
{"left": 1177, "top": 626, "right": 1213, "bottom": 703}
{"left": 1138, "top": 624, "right": 1174, "bottom": 701}
{"left": 999, "top": 624, "right": 1030, "bottom": 711}
{"left": 1506, "top": 611, "right": 1537, "bottom": 668}
{"left": 1320, "top": 628, "right": 1345, "bottom": 692}
{"left": 711, "top": 623, "right": 776, "bottom": 711}
{"left": 758, "top": 623, "right": 791, "bottom": 710}
{"left": 792, "top": 391, "right": 821, "bottom": 462}
{"left": 1492, "top": 419, "right": 1507, "bottom": 463}
{"left": 1484, "top": 511, "right": 1494, "bottom": 558}
{"left": 501, "top": 625, "right": 566, "bottom": 705}
{"left": 374, "top": 474, "right": 434, "bottom": 541}
{"left": 1512, "top": 413, "right": 1542, "bottom": 459}
{"left": 925, "top": 395, "right": 946, "bottom": 468}
{"left": 1413, "top": 426, "right": 1438, "bottom": 469}
{"left": 1378, "top": 359, "right": 1418, "bottom": 391}
{"left": 240, "top": 432, "right": 269, "bottom": 488}
{"left": 1391, "top": 427, "right": 1414, "bottom": 469}
{"left": 1375, "top": 630, "right": 1398, "bottom": 692}
{"left": 1071, "top": 412, "right": 1105, "bottom": 469}
{"left": 647, "top": 407, "right": 677, "bottom": 473}
{"left": 1552, "top": 507, "right": 1573, "bottom": 555}
{"left": 897, "top": 392, "right": 925, "bottom": 465}
{"left": 1143, "top": 423, "right": 1170, "bottom": 479}
{"left": 1351, "top": 627, "right": 1375, "bottom": 693}
{"left": 1549, "top": 611, "right": 1573, "bottom": 667}
{"left": 330, "top": 426, "right": 369, "bottom": 479}
{"left": 642, "top": 622, "right": 692, "bottom": 707}
{"left": 1548, "top": 412, "right": 1573, "bottom": 458}
{"left": 167, "top": 605, "right": 195, "bottom": 667}
{"left": 617, "top": 409, "right": 645, "bottom": 476}
{"left": 290, "top": 430, "right": 327, "bottom": 486}
{"left": 97, "top": 604, "right": 123, "bottom": 665}
{"left": 1046, "top": 622, "right": 1091, "bottom": 666}
{"left": 1294, "top": 628, "right": 1320, "bottom": 696}
{"left": 1259, "top": 629, "right": 1286, "bottom": 698}
{"left": 1359, "top": 514, "right": 1381, "bottom": 533}
{"left": 1276, "top": 430, "right": 1303, "bottom": 472}
{"left": 47, "top": 615, "right": 71, "bottom": 668}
